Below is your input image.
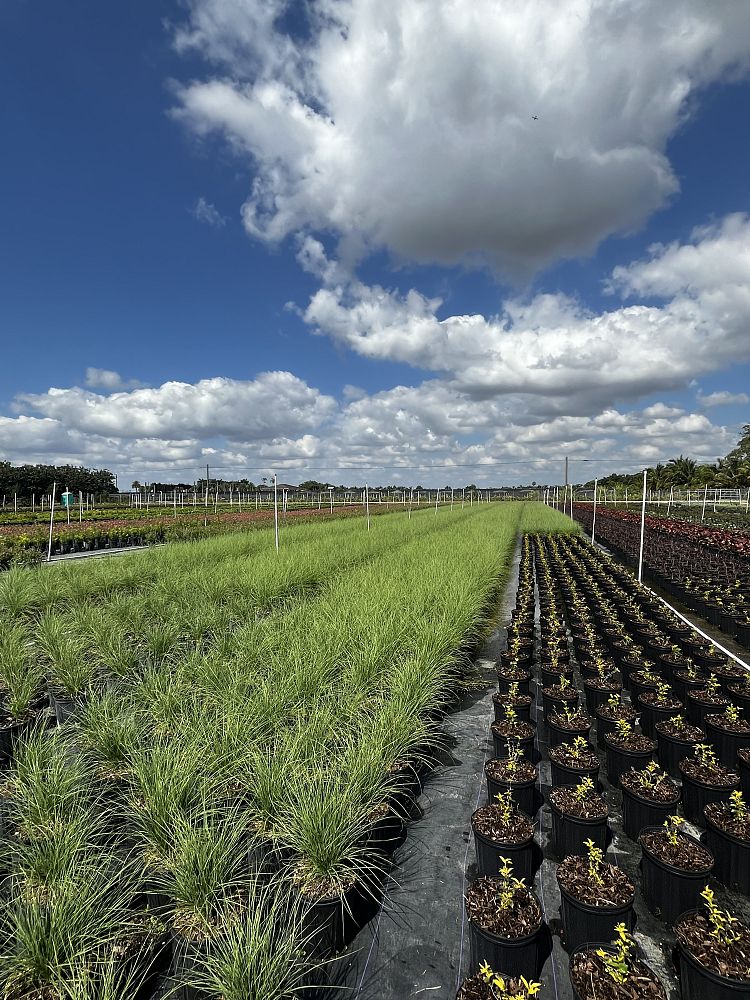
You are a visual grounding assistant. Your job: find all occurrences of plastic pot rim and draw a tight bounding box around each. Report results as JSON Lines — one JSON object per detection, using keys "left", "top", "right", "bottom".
{"left": 638, "top": 825, "right": 713, "bottom": 877}
{"left": 470, "top": 809, "right": 535, "bottom": 850}
{"left": 675, "top": 910, "right": 750, "bottom": 990}
{"left": 558, "top": 877, "right": 635, "bottom": 914}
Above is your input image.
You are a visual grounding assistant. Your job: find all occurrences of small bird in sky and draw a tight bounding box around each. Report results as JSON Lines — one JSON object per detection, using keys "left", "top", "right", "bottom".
{"left": 532, "top": 115, "right": 539, "bottom": 120}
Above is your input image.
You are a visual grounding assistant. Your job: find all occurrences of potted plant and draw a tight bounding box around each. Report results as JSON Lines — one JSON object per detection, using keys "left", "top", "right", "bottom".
{"left": 568, "top": 923, "right": 667, "bottom": 999}
{"left": 491, "top": 708, "right": 536, "bottom": 763}
{"left": 485, "top": 742, "right": 538, "bottom": 816}
{"left": 541, "top": 681, "right": 579, "bottom": 722}
{"left": 493, "top": 682, "right": 532, "bottom": 725}
{"left": 687, "top": 676, "right": 730, "bottom": 729}
{"left": 673, "top": 663, "right": 709, "bottom": 706}
{"left": 705, "top": 703, "right": 750, "bottom": 769}
{"left": 0, "top": 628, "right": 47, "bottom": 765}
{"left": 675, "top": 886, "right": 750, "bottom": 999}
{"left": 471, "top": 790, "right": 535, "bottom": 882}
{"left": 547, "top": 708, "right": 592, "bottom": 749}
{"left": 465, "top": 858, "right": 544, "bottom": 979}
{"left": 679, "top": 743, "right": 740, "bottom": 826}
{"left": 549, "top": 777, "right": 608, "bottom": 859}
{"left": 655, "top": 714, "right": 705, "bottom": 777}
{"left": 619, "top": 761, "right": 680, "bottom": 841}
{"left": 497, "top": 664, "right": 532, "bottom": 698}
{"left": 637, "top": 680, "right": 683, "bottom": 739}
{"left": 602, "top": 720, "right": 656, "bottom": 788}
{"left": 628, "top": 667, "right": 661, "bottom": 709}
{"left": 594, "top": 695, "right": 637, "bottom": 745}
{"left": 704, "top": 790, "right": 750, "bottom": 895}
{"left": 548, "top": 737, "right": 599, "bottom": 787}
{"left": 456, "top": 965, "right": 541, "bottom": 1000}
{"left": 639, "top": 816, "right": 714, "bottom": 925}
{"left": 556, "top": 839, "right": 635, "bottom": 953}
{"left": 582, "top": 665, "right": 622, "bottom": 715}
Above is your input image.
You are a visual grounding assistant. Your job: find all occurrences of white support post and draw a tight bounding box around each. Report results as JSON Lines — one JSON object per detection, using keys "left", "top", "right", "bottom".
{"left": 701, "top": 483, "right": 709, "bottom": 523}
{"left": 46, "top": 482, "right": 57, "bottom": 562}
{"left": 273, "top": 475, "right": 279, "bottom": 552}
{"left": 638, "top": 469, "right": 647, "bottom": 583}
{"left": 365, "top": 482, "right": 370, "bottom": 530}
{"left": 667, "top": 486, "right": 673, "bottom": 516}
{"left": 591, "top": 479, "right": 598, "bottom": 544}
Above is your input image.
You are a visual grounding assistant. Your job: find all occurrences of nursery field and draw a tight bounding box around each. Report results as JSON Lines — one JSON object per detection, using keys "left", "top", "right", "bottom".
{"left": 0, "top": 501, "right": 575, "bottom": 1000}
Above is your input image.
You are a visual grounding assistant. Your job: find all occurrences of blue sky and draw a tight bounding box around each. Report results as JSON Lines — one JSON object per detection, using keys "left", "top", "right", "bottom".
{"left": 1, "top": 0, "right": 750, "bottom": 486}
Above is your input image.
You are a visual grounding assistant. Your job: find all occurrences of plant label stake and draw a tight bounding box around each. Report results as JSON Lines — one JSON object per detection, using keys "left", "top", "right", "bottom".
{"left": 46, "top": 481, "right": 56, "bottom": 562}
{"left": 638, "top": 468, "right": 647, "bottom": 583}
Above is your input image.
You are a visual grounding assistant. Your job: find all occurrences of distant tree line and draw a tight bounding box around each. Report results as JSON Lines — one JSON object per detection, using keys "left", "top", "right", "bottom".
{"left": 580, "top": 423, "right": 750, "bottom": 490}
{"left": 0, "top": 463, "right": 116, "bottom": 500}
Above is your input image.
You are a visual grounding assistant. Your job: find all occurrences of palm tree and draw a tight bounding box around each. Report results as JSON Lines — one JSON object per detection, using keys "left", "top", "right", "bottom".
{"left": 715, "top": 455, "right": 750, "bottom": 488}
{"left": 665, "top": 455, "right": 697, "bottom": 486}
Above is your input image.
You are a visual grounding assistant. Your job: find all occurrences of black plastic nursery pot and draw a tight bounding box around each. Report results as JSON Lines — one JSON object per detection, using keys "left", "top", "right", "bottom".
{"left": 687, "top": 692, "right": 730, "bottom": 730}
{"left": 542, "top": 689, "right": 579, "bottom": 722}
{"left": 594, "top": 707, "right": 636, "bottom": 746}
{"left": 638, "top": 827, "right": 713, "bottom": 926}
{"left": 468, "top": 909, "right": 543, "bottom": 981}
{"left": 497, "top": 672, "right": 532, "bottom": 697}
{"left": 705, "top": 717, "right": 750, "bottom": 770}
{"left": 557, "top": 881, "right": 635, "bottom": 954}
{"left": 541, "top": 665, "right": 574, "bottom": 689}
{"left": 301, "top": 877, "right": 383, "bottom": 960}
{"left": 549, "top": 793, "right": 608, "bottom": 860}
{"left": 583, "top": 682, "right": 622, "bottom": 716}
{"left": 491, "top": 725, "right": 535, "bottom": 764}
{"left": 620, "top": 782, "right": 680, "bottom": 842}
{"left": 48, "top": 689, "right": 87, "bottom": 726}
{"left": 547, "top": 716, "right": 592, "bottom": 749}
{"left": 704, "top": 813, "right": 750, "bottom": 895}
{"left": 740, "top": 751, "right": 750, "bottom": 799}
{"left": 550, "top": 756, "right": 599, "bottom": 789}
{"left": 673, "top": 671, "right": 710, "bottom": 706}
{"left": 602, "top": 734, "right": 656, "bottom": 789}
{"left": 728, "top": 684, "right": 750, "bottom": 717}
{"left": 656, "top": 725, "right": 704, "bottom": 778}
{"left": 471, "top": 810, "right": 535, "bottom": 882}
{"left": 169, "top": 931, "right": 209, "bottom": 1000}
{"left": 484, "top": 761, "right": 537, "bottom": 817}
{"left": 492, "top": 694, "right": 532, "bottom": 725}
{"left": 679, "top": 766, "right": 740, "bottom": 826}
{"left": 637, "top": 694, "right": 684, "bottom": 739}
{"left": 675, "top": 911, "right": 750, "bottom": 1000}
{"left": 629, "top": 675, "right": 660, "bottom": 708}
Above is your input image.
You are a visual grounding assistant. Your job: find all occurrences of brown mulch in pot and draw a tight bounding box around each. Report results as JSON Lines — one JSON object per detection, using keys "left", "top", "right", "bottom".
{"left": 706, "top": 713, "right": 750, "bottom": 734}
{"left": 490, "top": 720, "right": 535, "bottom": 740}
{"left": 464, "top": 875, "right": 541, "bottom": 939}
{"left": 679, "top": 757, "right": 739, "bottom": 788}
{"left": 570, "top": 948, "right": 667, "bottom": 1000}
{"left": 485, "top": 758, "right": 537, "bottom": 783}
{"left": 549, "top": 710, "right": 591, "bottom": 733}
{"left": 605, "top": 731, "right": 656, "bottom": 753}
{"left": 549, "top": 743, "right": 599, "bottom": 770}
{"left": 619, "top": 768, "right": 679, "bottom": 803}
{"left": 557, "top": 854, "right": 634, "bottom": 908}
{"left": 472, "top": 802, "right": 533, "bottom": 845}
{"left": 705, "top": 800, "right": 750, "bottom": 840}
{"left": 639, "top": 691, "right": 682, "bottom": 709}
{"left": 655, "top": 718, "right": 704, "bottom": 741}
{"left": 550, "top": 786, "right": 607, "bottom": 820}
{"left": 675, "top": 910, "right": 750, "bottom": 981}
{"left": 639, "top": 828, "right": 713, "bottom": 872}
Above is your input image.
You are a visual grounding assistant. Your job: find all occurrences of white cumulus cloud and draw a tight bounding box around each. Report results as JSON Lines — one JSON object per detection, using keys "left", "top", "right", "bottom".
{"left": 172, "top": 0, "right": 750, "bottom": 277}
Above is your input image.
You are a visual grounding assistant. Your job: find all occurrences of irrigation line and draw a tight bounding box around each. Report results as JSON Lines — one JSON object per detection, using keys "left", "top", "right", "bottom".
{"left": 646, "top": 588, "right": 750, "bottom": 673}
